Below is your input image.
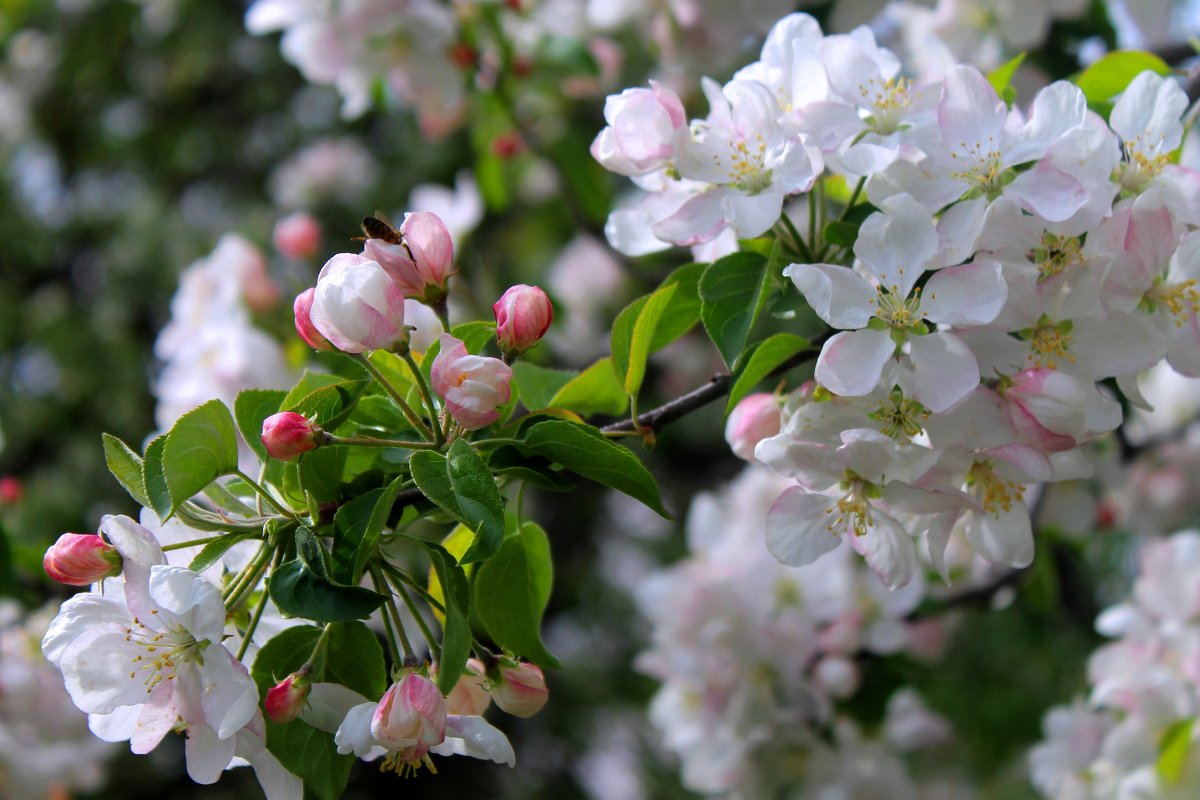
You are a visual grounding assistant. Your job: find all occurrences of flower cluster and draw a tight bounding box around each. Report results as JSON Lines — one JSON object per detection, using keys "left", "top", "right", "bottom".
{"left": 635, "top": 466, "right": 955, "bottom": 796}
{"left": 600, "top": 12, "right": 1200, "bottom": 590}
{"left": 1030, "top": 531, "right": 1200, "bottom": 797}
{"left": 0, "top": 600, "right": 116, "bottom": 799}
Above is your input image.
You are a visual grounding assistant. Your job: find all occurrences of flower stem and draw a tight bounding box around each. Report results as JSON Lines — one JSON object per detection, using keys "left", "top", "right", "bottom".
{"left": 235, "top": 589, "right": 270, "bottom": 662}
{"left": 224, "top": 543, "right": 274, "bottom": 611}
{"left": 234, "top": 470, "right": 296, "bottom": 521}
{"left": 401, "top": 351, "right": 445, "bottom": 447}
{"left": 390, "top": 573, "right": 440, "bottom": 661}
{"left": 353, "top": 353, "right": 435, "bottom": 441}
{"left": 162, "top": 533, "right": 256, "bottom": 552}
{"left": 371, "top": 565, "right": 415, "bottom": 663}
{"left": 326, "top": 434, "right": 440, "bottom": 450}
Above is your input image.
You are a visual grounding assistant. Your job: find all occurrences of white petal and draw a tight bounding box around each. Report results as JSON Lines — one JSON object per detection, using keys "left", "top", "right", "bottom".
{"left": 132, "top": 683, "right": 184, "bottom": 754}
{"left": 433, "top": 715, "right": 517, "bottom": 766}
{"left": 1006, "top": 164, "right": 1086, "bottom": 222}
{"left": 335, "top": 702, "right": 383, "bottom": 758}
{"left": 186, "top": 722, "right": 237, "bottom": 784}
{"left": 89, "top": 705, "right": 141, "bottom": 743}
{"left": 854, "top": 511, "right": 917, "bottom": 590}
{"left": 815, "top": 329, "right": 895, "bottom": 397}
{"left": 197, "top": 648, "right": 259, "bottom": 740}
{"left": 42, "top": 592, "right": 128, "bottom": 666}
{"left": 765, "top": 487, "right": 844, "bottom": 567}
{"left": 61, "top": 629, "right": 153, "bottom": 714}
{"left": 99, "top": 515, "right": 166, "bottom": 615}
{"left": 935, "top": 197, "right": 988, "bottom": 267}
{"left": 1006, "top": 81, "right": 1086, "bottom": 164}
{"left": 921, "top": 260, "right": 1007, "bottom": 326}
{"left": 854, "top": 194, "right": 938, "bottom": 296}
{"left": 905, "top": 333, "right": 980, "bottom": 413}
{"left": 966, "top": 506, "right": 1034, "bottom": 568}
{"left": 148, "top": 565, "right": 226, "bottom": 644}
{"left": 784, "top": 263, "right": 876, "bottom": 329}
{"left": 302, "top": 684, "right": 373, "bottom": 734}
{"left": 722, "top": 188, "right": 784, "bottom": 239}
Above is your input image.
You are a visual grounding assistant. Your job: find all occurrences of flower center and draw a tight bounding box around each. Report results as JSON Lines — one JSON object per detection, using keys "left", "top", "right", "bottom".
{"left": 380, "top": 750, "right": 437, "bottom": 778}
{"left": 825, "top": 477, "right": 876, "bottom": 537}
{"left": 860, "top": 76, "right": 912, "bottom": 134}
{"left": 870, "top": 390, "right": 929, "bottom": 442}
{"left": 967, "top": 461, "right": 1025, "bottom": 517}
{"left": 950, "top": 137, "right": 1005, "bottom": 194}
{"left": 1118, "top": 137, "right": 1170, "bottom": 192}
{"left": 1143, "top": 278, "right": 1200, "bottom": 325}
{"left": 124, "top": 613, "right": 208, "bottom": 693}
{"left": 872, "top": 285, "right": 926, "bottom": 330}
{"left": 723, "top": 135, "right": 773, "bottom": 195}
{"left": 1033, "top": 232, "right": 1084, "bottom": 284}
{"left": 1022, "top": 320, "right": 1075, "bottom": 370}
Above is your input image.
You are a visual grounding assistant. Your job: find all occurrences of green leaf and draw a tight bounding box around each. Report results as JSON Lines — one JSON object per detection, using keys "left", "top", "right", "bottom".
{"left": 487, "top": 445, "right": 575, "bottom": 492}
{"left": 325, "top": 621, "right": 388, "bottom": 699}
{"left": 474, "top": 521, "right": 559, "bottom": 668}
{"left": 102, "top": 433, "right": 151, "bottom": 508}
{"left": 1074, "top": 50, "right": 1170, "bottom": 104}
{"left": 652, "top": 262, "right": 705, "bottom": 350}
{"left": 725, "top": 333, "right": 810, "bottom": 414}
{"left": 512, "top": 362, "right": 577, "bottom": 411}
{"left": 519, "top": 420, "right": 669, "bottom": 517}
{"left": 822, "top": 220, "right": 861, "bottom": 248}
{"left": 285, "top": 380, "right": 367, "bottom": 431}
{"left": 699, "top": 251, "right": 773, "bottom": 369}
{"left": 612, "top": 284, "right": 678, "bottom": 396}
{"left": 189, "top": 532, "right": 259, "bottom": 573}
{"left": 987, "top": 52, "right": 1026, "bottom": 94}
{"left": 267, "top": 717, "right": 353, "bottom": 800}
{"left": 160, "top": 400, "right": 240, "bottom": 517}
{"left": 298, "top": 446, "right": 346, "bottom": 504}
{"left": 141, "top": 435, "right": 171, "bottom": 519}
{"left": 549, "top": 357, "right": 629, "bottom": 416}
{"left": 410, "top": 440, "right": 506, "bottom": 563}
{"left": 234, "top": 389, "right": 288, "bottom": 462}
{"left": 269, "top": 528, "right": 385, "bottom": 623}
{"left": 419, "top": 541, "right": 472, "bottom": 695}
{"left": 330, "top": 477, "right": 404, "bottom": 585}
{"left": 1157, "top": 718, "right": 1195, "bottom": 786}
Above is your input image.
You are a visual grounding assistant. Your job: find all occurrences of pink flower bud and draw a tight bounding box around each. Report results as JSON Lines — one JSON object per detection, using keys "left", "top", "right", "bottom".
{"left": 0, "top": 475, "right": 21, "bottom": 505}
{"left": 310, "top": 253, "right": 409, "bottom": 353}
{"left": 43, "top": 533, "right": 122, "bottom": 586}
{"left": 363, "top": 211, "right": 456, "bottom": 302}
{"left": 261, "top": 412, "right": 322, "bottom": 460}
{"left": 293, "top": 288, "right": 332, "bottom": 351}
{"left": 1003, "top": 369, "right": 1087, "bottom": 453}
{"left": 430, "top": 333, "right": 513, "bottom": 430}
{"left": 273, "top": 212, "right": 322, "bottom": 260}
{"left": 493, "top": 284, "right": 553, "bottom": 358}
{"left": 489, "top": 660, "right": 548, "bottom": 718}
{"left": 442, "top": 658, "right": 491, "bottom": 716}
{"left": 590, "top": 81, "right": 686, "bottom": 176}
{"left": 724, "top": 393, "right": 781, "bottom": 462}
{"left": 265, "top": 669, "right": 312, "bottom": 724}
{"left": 371, "top": 673, "right": 447, "bottom": 756}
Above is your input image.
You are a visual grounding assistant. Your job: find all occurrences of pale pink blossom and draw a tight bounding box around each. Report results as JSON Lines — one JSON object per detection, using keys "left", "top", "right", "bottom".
{"left": 309, "top": 253, "right": 408, "bottom": 353}
{"left": 272, "top": 211, "right": 321, "bottom": 259}
{"left": 489, "top": 661, "right": 549, "bottom": 718}
{"left": 430, "top": 334, "right": 512, "bottom": 430}
{"left": 363, "top": 211, "right": 456, "bottom": 302}
{"left": 725, "top": 393, "right": 781, "bottom": 462}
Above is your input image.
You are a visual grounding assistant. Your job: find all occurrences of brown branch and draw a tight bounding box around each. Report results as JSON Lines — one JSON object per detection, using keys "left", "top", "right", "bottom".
{"left": 1150, "top": 40, "right": 1200, "bottom": 66}
{"left": 906, "top": 567, "right": 1025, "bottom": 621}
{"left": 601, "top": 338, "right": 826, "bottom": 434}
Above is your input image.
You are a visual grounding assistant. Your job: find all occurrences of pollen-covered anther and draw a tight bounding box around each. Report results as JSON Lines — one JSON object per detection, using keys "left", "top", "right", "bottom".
{"left": 1145, "top": 279, "right": 1200, "bottom": 326}
{"left": 968, "top": 462, "right": 1025, "bottom": 517}
{"left": 1028, "top": 323, "right": 1075, "bottom": 369}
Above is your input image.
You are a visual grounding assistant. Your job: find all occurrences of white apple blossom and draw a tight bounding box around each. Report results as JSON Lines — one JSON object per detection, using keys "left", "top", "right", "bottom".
{"left": 41, "top": 516, "right": 262, "bottom": 788}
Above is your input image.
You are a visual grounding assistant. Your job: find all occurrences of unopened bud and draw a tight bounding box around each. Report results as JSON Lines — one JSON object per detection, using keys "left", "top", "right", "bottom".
{"left": 265, "top": 668, "right": 312, "bottom": 724}
{"left": 489, "top": 660, "right": 548, "bottom": 718}
{"left": 293, "top": 288, "right": 332, "bottom": 351}
{"left": 725, "top": 393, "right": 781, "bottom": 462}
{"left": 363, "top": 211, "right": 456, "bottom": 303}
{"left": 493, "top": 284, "right": 553, "bottom": 359}
{"left": 43, "top": 533, "right": 122, "bottom": 586}
{"left": 443, "top": 658, "right": 491, "bottom": 716}
{"left": 273, "top": 212, "right": 322, "bottom": 260}
{"left": 261, "top": 412, "right": 322, "bottom": 460}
